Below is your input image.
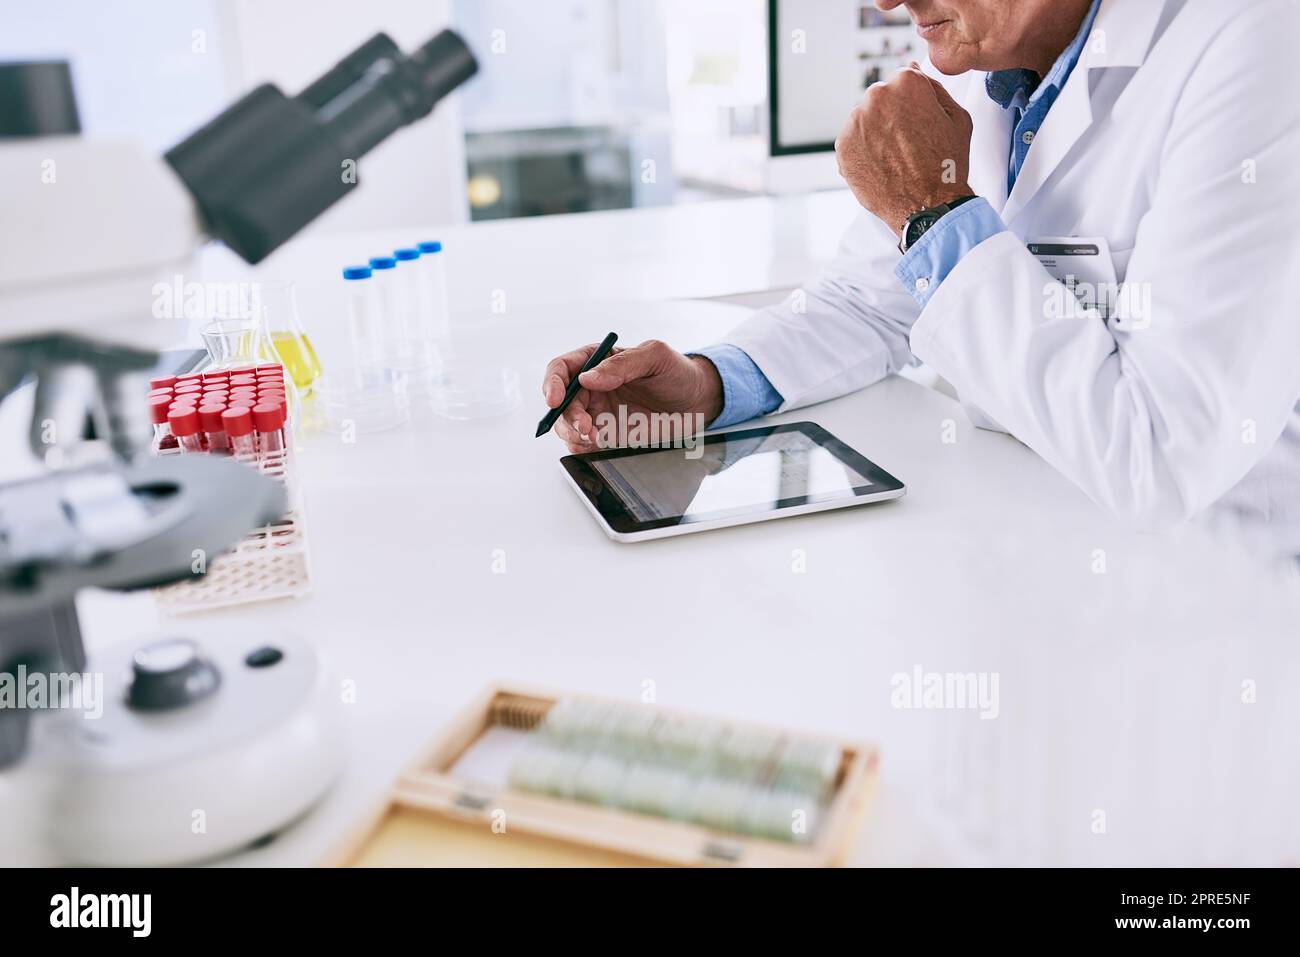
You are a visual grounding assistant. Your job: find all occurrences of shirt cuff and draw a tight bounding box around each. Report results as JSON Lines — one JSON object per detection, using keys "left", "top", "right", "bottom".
{"left": 894, "top": 197, "right": 1007, "bottom": 307}
{"left": 689, "top": 344, "right": 784, "bottom": 429}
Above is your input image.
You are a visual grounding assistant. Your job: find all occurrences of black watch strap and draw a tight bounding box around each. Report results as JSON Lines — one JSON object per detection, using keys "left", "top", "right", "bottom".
{"left": 898, "top": 195, "right": 979, "bottom": 254}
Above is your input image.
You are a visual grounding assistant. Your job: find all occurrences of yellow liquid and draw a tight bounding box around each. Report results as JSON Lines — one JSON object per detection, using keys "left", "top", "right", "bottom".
{"left": 267, "top": 332, "right": 323, "bottom": 390}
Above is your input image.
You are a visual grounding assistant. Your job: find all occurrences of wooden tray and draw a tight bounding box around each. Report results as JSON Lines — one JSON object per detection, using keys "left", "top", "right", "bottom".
{"left": 324, "top": 684, "right": 879, "bottom": 868}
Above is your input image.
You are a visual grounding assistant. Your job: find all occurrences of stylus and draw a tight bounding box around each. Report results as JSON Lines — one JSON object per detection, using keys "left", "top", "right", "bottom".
{"left": 535, "top": 332, "right": 619, "bottom": 438}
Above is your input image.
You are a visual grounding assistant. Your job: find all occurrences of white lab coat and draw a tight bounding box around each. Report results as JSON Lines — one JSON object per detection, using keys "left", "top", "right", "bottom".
{"left": 723, "top": 0, "right": 1300, "bottom": 551}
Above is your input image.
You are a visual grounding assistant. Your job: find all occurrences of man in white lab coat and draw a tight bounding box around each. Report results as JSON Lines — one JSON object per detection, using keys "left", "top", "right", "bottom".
{"left": 541, "top": 0, "right": 1300, "bottom": 551}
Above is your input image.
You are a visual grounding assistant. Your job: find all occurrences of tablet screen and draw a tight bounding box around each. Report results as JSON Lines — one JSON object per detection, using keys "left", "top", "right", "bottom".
{"left": 590, "top": 428, "right": 873, "bottom": 523}
{"left": 561, "top": 422, "right": 903, "bottom": 535}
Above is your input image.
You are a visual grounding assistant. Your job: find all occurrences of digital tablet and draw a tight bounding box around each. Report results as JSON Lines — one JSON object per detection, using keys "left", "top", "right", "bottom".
{"left": 559, "top": 421, "right": 904, "bottom": 542}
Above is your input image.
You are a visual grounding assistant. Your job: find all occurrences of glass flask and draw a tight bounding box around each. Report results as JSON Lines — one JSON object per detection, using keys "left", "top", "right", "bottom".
{"left": 256, "top": 281, "right": 323, "bottom": 395}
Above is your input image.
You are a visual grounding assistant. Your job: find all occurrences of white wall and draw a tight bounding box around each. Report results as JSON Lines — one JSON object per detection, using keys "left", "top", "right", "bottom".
{"left": 2, "top": 0, "right": 472, "bottom": 234}
{"left": 220, "top": 0, "right": 470, "bottom": 234}
{"left": 1, "top": 0, "right": 230, "bottom": 151}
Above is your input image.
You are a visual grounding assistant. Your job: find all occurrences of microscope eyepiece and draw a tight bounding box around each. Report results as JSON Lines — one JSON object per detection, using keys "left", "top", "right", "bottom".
{"left": 164, "top": 29, "right": 478, "bottom": 264}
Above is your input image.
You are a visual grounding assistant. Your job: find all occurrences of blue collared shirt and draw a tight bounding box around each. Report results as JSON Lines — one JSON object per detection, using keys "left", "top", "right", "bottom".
{"left": 897, "top": 0, "right": 1100, "bottom": 307}
{"left": 697, "top": 0, "right": 1101, "bottom": 428}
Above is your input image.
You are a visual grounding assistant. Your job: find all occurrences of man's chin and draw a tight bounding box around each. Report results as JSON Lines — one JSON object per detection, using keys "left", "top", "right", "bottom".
{"left": 924, "top": 47, "right": 970, "bottom": 76}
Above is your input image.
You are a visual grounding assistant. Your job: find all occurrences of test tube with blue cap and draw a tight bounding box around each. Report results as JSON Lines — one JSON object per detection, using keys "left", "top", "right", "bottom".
{"left": 367, "top": 255, "right": 401, "bottom": 365}
{"left": 412, "top": 239, "right": 520, "bottom": 420}
{"left": 342, "top": 264, "right": 379, "bottom": 369}
{"left": 308, "top": 261, "right": 411, "bottom": 436}
{"left": 416, "top": 241, "right": 449, "bottom": 341}
{"left": 392, "top": 247, "right": 434, "bottom": 372}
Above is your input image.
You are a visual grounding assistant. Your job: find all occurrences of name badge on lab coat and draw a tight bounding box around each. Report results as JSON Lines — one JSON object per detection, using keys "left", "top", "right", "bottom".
{"left": 1027, "top": 237, "right": 1119, "bottom": 320}
{"left": 960, "top": 237, "right": 1121, "bottom": 436}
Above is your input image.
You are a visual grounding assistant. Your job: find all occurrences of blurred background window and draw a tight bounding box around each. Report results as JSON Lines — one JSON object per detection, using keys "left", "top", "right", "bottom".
{"left": 3, "top": 0, "right": 908, "bottom": 227}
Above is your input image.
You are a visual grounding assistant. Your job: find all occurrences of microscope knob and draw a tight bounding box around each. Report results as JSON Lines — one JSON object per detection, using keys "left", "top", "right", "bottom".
{"left": 126, "top": 638, "right": 221, "bottom": 711}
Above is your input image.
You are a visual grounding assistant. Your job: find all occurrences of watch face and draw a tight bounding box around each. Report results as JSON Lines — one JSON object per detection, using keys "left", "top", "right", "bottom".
{"left": 905, "top": 212, "right": 941, "bottom": 250}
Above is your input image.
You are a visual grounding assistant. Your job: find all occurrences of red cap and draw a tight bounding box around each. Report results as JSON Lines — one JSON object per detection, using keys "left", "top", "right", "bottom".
{"left": 168, "top": 407, "right": 200, "bottom": 437}
{"left": 221, "top": 406, "right": 253, "bottom": 437}
{"left": 176, "top": 374, "right": 203, "bottom": 385}
{"left": 149, "top": 376, "right": 177, "bottom": 390}
{"left": 202, "top": 369, "right": 230, "bottom": 381}
{"left": 202, "top": 380, "right": 228, "bottom": 390}
{"left": 229, "top": 374, "right": 257, "bottom": 386}
{"left": 226, "top": 396, "right": 256, "bottom": 411}
{"left": 146, "top": 395, "right": 173, "bottom": 424}
{"left": 197, "top": 405, "right": 227, "bottom": 432}
{"left": 147, "top": 387, "right": 173, "bottom": 399}
{"left": 252, "top": 402, "right": 285, "bottom": 432}
{"left": 255, "top": 363, "right": 282, "bottom": 374}
{"left": 203, "top": 390, "right": 229, "bottom": 402}
{"left": 174, "top": 383, "right": 203, "bottom": 395}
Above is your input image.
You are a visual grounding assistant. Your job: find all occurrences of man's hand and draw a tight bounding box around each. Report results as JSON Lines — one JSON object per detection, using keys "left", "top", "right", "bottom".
{"left": 540, "top": 339, "right": 724, "bottom": 453}
{"left": 834, "top": 64, "right": 975, "bottom": 238}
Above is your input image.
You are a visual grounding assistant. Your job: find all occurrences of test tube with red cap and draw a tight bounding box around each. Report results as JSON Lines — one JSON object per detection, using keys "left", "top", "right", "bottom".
{"left": 252, "top": 402, "right": 287, "bottom": 457}
{"left": 168, "top": 407, "right": 203, "bottom": 453}
{"left": 147, "top": 395, "right": 179, "bottom": 450}
{"left": 222, "top": 407, "right": 257, "bottom": 459}
{"left": 198, "top": 404, "right": 230, "bottom": 454}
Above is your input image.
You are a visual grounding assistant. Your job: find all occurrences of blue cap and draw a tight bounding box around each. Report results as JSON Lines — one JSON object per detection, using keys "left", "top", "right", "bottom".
{"left": 417, "top": 241, "right": 442, "bottom": 254}
{"left": 369, "top": 256, "right": 396, "bottom": 269}
{"left": 342, "top": 265, "right": 372, "bottom": 280}
{"left": 393, "top": 247, "right": 420, "bottom": 261}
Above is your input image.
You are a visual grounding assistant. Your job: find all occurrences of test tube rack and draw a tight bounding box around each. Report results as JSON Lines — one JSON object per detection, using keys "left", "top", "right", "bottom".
{"left": 150, "top": 442, "right": 313, "bottom": 614}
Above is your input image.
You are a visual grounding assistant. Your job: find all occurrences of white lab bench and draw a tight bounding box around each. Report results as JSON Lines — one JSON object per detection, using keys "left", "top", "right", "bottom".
{"left": 11, "top": 193, "right": 1300, "bottom": 867}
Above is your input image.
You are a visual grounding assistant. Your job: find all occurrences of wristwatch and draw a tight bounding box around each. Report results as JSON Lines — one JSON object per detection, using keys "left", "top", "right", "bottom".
{"left": 898, "top": 195, "right": 979, "bottom": 255}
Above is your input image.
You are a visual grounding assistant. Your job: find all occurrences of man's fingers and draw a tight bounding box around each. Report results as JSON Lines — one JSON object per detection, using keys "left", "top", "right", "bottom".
{"left": 916, "top": 69, "right": 965, "bottom": 123}
{"left": 542, "top": 347, "right": 593, "bottom": 406}
{"left": 551, "top": 392, "right": 594, "bottom": 449}
{"left": 578, "top": 340, "right": 667, "bottom": 391}
{"left": 541, "top": 344, "right": 627, "bottom": 406}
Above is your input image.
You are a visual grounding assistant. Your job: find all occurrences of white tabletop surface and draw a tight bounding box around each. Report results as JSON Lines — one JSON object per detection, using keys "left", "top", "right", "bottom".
{"left": 4, "top": 190, "right": 1298, "bottom": 867}
{"left": 196, "top": 189, "right": 865, "bottom": 314}
{"left": 18, "top": 296, "right": 1295, "bottom": 868}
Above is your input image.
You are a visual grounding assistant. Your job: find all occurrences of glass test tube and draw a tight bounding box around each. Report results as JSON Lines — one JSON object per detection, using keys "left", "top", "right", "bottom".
{"left": 147, "top": 395, "right": 177, "bottom": 451}
{"left": 253, "top": 402, "right": 286, "bottom": 456}
{"left": 342, "top": 265, "right": 381, "bottom": 369}
{"left": 416, "top": 240, "right": 450, "bottom": 340}
{"left": 367, "top": 256, "right": 405, "bottom": 366}
{"left": 198, "top": 405, "right": 229, "bottom": 454}
{"left": 167, "top": 407, "right": 203, "bottom": 453}
{"left": 221, "top": 407, "right": 257, "bottom": 459}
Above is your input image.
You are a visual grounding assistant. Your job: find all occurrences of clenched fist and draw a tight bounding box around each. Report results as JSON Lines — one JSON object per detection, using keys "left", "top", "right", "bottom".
{"left": 834, "top": 63, "right": 975, "bottom": 238}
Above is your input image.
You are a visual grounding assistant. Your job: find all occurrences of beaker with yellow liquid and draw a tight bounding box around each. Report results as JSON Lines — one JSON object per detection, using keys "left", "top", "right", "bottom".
{"left": 256, "top": 281, "right": 322, "bottom": 394}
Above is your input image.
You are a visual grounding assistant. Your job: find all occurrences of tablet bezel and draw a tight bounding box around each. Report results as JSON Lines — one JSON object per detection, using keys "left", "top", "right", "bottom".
{"left": 559, "top": 421, "right": 904, "bottom": 539}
